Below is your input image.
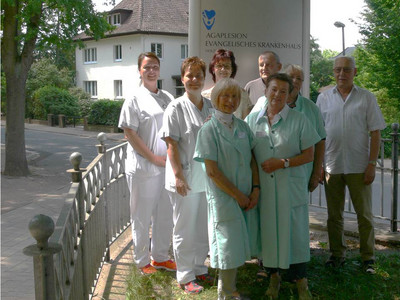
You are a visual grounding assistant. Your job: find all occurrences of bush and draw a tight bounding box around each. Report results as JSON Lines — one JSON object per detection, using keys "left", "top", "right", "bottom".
{"left": 68, "top": 87, "right": 93, "bottom": 117}
{"left": 87, "top": 99, "right": 124, "bottom": 127}
{"left": 31, "top": 86, "right": 80, "bottom": 120}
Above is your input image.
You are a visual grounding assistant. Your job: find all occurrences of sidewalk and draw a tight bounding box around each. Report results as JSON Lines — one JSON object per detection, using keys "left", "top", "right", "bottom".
{"left": 1, "top": 121, "right": 125, "bottom": 300}
{"left": 1, "top": 121, "right": 399, "bottom": 299}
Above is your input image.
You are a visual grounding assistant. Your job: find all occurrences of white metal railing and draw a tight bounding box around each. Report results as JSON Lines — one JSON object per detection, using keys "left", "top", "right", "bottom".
{"left": 23, "top": 133, "right": 130, "bottom": 299}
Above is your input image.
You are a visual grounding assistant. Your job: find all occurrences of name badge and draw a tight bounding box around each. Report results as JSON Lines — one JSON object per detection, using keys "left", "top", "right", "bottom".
{"left": 256, "top": 131, "right": 267, "bottom": 137}
{"left": 238, "top": 131, "right": 246, "bottom": 139}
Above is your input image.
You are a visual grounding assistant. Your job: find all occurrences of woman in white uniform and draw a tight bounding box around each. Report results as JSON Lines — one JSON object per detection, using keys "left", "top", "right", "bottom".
{"left": 246, "top": 74, "right": 320, "bottom": 300}
{"left": 194, "top": 78, "right": 260, "bottom": 300}
{"left": 118, "top": 52, "right": 175, "bottom": 275}
{"left": 202, "top": 49, "right": 251, "bottom": 119}
{"left": 161, "top": 57, "right": 214, "bottom": 294}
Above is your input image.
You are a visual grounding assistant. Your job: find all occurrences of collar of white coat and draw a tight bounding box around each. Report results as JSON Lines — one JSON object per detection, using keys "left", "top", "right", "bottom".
{"left": 256, "top": 104, "right": 290, "bottom": 124}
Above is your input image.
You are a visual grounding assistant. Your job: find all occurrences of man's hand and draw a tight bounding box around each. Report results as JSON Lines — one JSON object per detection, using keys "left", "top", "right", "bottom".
{"left": 364, "top": 164, "right": 376, "bottom": 185}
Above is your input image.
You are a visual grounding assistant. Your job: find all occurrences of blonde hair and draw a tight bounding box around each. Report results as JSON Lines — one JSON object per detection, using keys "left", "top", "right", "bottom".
{"left": 210, "top": 78, "right": 242, "bottom": 108}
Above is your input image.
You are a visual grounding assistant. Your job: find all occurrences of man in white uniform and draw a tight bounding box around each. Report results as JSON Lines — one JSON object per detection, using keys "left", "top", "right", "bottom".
{"left": 316, "top": 56, "right": 386, "bottom": 274}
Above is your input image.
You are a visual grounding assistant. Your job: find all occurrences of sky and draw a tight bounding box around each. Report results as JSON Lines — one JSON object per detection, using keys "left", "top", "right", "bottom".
{"left": 94, "top": 0, "right": 367, "bottom": 53}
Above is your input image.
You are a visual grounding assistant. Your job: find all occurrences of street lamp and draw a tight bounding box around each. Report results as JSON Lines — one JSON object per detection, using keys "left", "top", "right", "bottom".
{"left": 334, "top": 21, "right": 346, "bottom": 56}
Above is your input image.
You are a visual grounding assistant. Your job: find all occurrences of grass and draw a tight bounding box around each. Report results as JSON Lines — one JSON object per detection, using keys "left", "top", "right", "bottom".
{"left": 125, "top": 250, "right": 400, "bottom": 299}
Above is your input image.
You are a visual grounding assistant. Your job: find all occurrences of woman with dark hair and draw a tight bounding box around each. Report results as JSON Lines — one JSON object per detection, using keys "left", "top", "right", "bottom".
{"left": 246, "top": 73, "right": 320, "bottom": 299}
{"left": 118, "top": 52, "right": 176, "bottom": 275}
{"left": 202, "top": 49, "right": 251, "bottom": 119}
{"left": 162, "top": 56, "right": 214, "bottom": 294}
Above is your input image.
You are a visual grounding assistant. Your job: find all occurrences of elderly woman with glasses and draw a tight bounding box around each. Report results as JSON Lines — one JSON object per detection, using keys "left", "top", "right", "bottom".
{"left": 202, "top": 49, "right": 251, "bottom": 119}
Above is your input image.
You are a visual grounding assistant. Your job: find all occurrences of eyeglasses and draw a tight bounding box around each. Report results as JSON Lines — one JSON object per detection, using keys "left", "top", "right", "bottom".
{"left": 215, "top": 63, "right": 232, "bottom": 70}
{"left": 333, "top": 67, "right": 354, "bottom": 74}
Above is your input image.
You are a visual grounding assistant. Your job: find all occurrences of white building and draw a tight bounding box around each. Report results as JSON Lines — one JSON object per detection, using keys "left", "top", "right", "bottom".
{"left": 75, "top": 0, "right": 188, "bottom": 100}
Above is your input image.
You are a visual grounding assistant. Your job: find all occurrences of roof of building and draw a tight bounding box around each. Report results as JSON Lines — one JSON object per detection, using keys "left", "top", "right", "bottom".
{"left": 75, "top": 0, "right": 188, "bottom": 41}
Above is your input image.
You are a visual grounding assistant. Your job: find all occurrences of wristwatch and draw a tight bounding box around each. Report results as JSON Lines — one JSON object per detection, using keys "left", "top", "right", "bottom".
{"left": 283, "top": 159, "right": 290, "bottom": 169}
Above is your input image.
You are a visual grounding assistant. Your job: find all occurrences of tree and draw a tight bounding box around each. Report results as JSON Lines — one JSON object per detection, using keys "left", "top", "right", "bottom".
{"left": 309, "top": 36, "right": 337, "bottom": 102}
{"left": 1, "top": 0, "right": 112, "bottom": 176}
{"left": 357, "top": 0, "right": 400, "bottom": 109}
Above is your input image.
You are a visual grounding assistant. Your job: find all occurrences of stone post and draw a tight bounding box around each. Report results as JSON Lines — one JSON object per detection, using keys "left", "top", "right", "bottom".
{"left": 47, "top": 114, "right": 54, "bottom": 127}
{"left": 23, "top": 214, "right": 61, "bottom": 300}
{"left": 58, "top": 115, "right": 66, "bottom": 128}
{"left": 390, "top": 123, "right": 399, "bottom": 232}
{"left": 67, "top": 152, "right": 86, "bottom": 229}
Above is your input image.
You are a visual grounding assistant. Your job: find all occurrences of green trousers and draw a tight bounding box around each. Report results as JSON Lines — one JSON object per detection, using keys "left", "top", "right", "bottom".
{"left": 324, "top": 172, "right": 375, "bottom": 261}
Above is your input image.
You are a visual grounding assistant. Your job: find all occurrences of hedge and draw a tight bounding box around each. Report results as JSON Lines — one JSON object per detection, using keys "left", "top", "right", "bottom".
{"left": 87, "top": 99, "right": 124, "bottom": 127}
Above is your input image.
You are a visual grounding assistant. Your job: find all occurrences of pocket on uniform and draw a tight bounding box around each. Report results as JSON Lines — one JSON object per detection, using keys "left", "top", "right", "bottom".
{"left": 289, "top": 176, "right": 308, "bottom": 208}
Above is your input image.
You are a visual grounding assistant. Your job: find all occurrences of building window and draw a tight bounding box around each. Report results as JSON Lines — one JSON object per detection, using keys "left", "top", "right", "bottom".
{"left": 114, "top": 45, "right": 122, "bottom": 61}
{"left": 84, "top": 81, "right": 98, "bottom": 97}
{"left": 172, "top": 76, "right": 184, "bottom": 97}
{"left": 107, "top": 13, "right": 121, "bottom": 25}
{"left": 181, "top": 44, "right": 188, "bottom": 59}
{"left": 84, "top": 48, "right": 97, "bottom": 64}
{"left": 151, "top": 43, "right": 163, "bottom": 59}
{"left": 114, "top": 80, "right": 123, "bottom": 98}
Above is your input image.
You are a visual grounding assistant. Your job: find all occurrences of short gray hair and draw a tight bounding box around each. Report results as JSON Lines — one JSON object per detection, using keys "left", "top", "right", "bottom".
{"left": 283, "top": 64, "right": 304, "bottom": 76}
{"left": 334, "top": 56, "right": 356, "bottom": 68}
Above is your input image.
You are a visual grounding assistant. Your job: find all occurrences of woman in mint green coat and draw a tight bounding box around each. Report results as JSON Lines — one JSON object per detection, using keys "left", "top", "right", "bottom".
{"left": 194, "top": 78, "right": 260, "bottom": 300}
{"left": 246, "top": 74, "right": 320, "bottom": 300}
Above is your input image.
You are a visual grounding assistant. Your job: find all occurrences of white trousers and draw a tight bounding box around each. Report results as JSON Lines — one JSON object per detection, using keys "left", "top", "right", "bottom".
{"left": 127, "top": 173, "right": 173, "bottom": 268}
{"left": 168, "top": 191, "right": 209, "bottom": 284}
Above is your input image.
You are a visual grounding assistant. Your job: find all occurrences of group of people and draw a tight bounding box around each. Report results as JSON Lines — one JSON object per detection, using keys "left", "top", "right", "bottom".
{"left": 118, "top": 49, "right": 385, "bottom": 300}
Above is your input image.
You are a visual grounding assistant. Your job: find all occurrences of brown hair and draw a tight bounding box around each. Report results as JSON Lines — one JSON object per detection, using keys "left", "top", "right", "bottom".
{"left": 208, "top": 49, "right": 237, "bottom": 83}
{"left": 266, "top": 73, "right": 294, "bottom": 93}
{"left": 181, "top": 56, "right": 206, "bottom": 77}
{"left": 137, "top": 52, "right": 160, "bottom": 70}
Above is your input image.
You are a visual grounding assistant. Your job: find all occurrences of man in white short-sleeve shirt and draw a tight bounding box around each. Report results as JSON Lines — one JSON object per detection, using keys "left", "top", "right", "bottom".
{"left": 316, "top": 56, "right": 386, "bottom": 274}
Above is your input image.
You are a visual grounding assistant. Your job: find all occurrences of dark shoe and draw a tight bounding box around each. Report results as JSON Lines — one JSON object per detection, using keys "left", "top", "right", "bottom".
{"left": 363, "top": 260, "right": 376, "bottom": 274}
{"left": 180, "top": 280, "right": 204, "bottom": 294}
{"left": 325, "top": 255, "right": 345, "bottom": 268}
{"left": 256, "top": 266, "right": 268, "bottom": 281}
{"left": 196, "top": 273, "right": 216, "bottom": 285}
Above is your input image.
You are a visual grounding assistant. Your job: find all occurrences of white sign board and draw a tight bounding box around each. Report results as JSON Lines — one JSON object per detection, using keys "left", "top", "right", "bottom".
{"left": 189, "top": 0, "right": 310, "bottom": 97}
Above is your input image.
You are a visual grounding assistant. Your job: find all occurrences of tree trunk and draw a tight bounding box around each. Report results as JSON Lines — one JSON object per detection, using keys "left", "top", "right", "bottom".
{"left": 3, "top": 72, "right": 30, "bottom": 176}
{"left": 2, "top": 0, "right": 41, "bottom": 176}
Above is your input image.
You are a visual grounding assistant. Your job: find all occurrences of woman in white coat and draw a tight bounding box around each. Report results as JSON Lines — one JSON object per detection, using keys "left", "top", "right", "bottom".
{"left": 118, "top": 52, "right": 176, "bottom": 275}
{"left": 194, "top": 78, "right": 260, "bottom": 300}
{"left": 161, "top": 57, "right": 214, "bottom": 294}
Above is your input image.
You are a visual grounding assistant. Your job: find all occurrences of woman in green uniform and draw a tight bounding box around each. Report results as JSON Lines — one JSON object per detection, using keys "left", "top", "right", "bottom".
{"left": 246, "top": 73, "right": 320, "bottom": 300}
{"left": 194, "top": 78, "right": 260, "bottom": 300}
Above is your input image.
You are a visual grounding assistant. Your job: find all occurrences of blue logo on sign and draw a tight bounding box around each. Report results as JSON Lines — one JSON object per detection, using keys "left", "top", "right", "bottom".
{"left": 202, "top": 9, "right": 216, "bottom": 30}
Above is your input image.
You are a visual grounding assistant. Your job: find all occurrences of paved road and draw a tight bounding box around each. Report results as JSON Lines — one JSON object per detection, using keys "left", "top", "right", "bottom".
{"left": 1, "top": 122, "right": 125, "bottom": 300}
